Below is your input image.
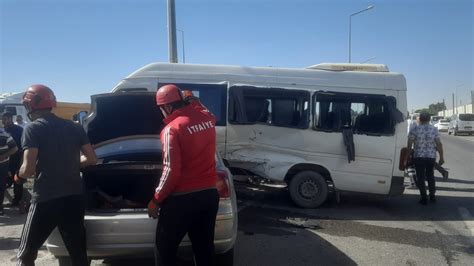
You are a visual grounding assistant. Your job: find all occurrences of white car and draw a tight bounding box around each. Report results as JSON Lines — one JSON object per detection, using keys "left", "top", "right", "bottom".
{"left": 435, "top": 119, "right": 450, "bottom": 132}
{"left": 430, "top": 116, "right": 444, "bottom": 126}
{"left": 46, "top": 92, "right": 237, "bottom": 265}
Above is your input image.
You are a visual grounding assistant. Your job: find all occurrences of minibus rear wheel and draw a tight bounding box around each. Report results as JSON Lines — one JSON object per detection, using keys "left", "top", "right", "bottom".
{"left": 289, "top": 171, "right": 328, "bottom": 208}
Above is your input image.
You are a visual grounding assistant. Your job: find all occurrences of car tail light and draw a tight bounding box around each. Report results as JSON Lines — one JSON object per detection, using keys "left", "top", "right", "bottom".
{"left": 216, "top": 170, "right": 230, "bottom": 199}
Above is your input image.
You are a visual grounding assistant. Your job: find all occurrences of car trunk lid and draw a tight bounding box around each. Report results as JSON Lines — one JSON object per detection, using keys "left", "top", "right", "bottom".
{"left": 84, "top": 92, "right": 164, "bottom": 145}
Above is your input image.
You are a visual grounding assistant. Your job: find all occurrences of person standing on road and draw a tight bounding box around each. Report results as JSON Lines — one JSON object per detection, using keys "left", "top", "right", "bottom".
{"left": 407, "top": 112, "right": 444, "bottom": 205}
{"left": 0, "top": 128, "right": 18, "bottom": 216}
{"left": 148, "top": 84, "right": 219, "bottom": 266}
{"left": 15, "top": 84, "right": 97, "bottom": 266}
{"left": 3, "top": 112, "right": 24, "bottom": 206}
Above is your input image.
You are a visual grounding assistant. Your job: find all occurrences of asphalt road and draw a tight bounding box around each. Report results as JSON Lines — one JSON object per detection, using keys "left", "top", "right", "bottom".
{"left": 1, "top": 133, "right": 473, "bottom": 265}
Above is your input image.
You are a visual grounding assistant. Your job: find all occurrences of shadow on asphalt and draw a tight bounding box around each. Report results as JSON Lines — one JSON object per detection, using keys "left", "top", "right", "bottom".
{"left": 96, "top": 258, "right": 193, "bottom": 266}
{"left": 235, "top": 180, "right": 474, "bottom": 222}
{"left": 436, "top": 177, "right": 474, "bottom": 185}
{"left": 435, "top": 186, "right": 474, "bottom": 193}
{"left": 0, "top": 237, "right": 21, "bottom": 251}
{"left": 237, "top": 203, "right": 472, "bottom": 261}
{"left": 237, "top": 205, "right": 357, "bottom": 265}
{"left": 0, "top": 207, "right": 27, "bottom": 226}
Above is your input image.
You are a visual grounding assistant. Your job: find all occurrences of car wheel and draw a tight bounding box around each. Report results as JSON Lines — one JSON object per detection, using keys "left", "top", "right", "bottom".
{"left": 216, "top": 248, "right": 234, "bottom": 266}
{"left": 289, "top": 171, "right": 329, "bottom": 208}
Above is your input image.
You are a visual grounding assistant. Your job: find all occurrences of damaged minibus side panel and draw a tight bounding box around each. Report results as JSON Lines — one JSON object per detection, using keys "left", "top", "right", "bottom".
{"left": 225, "top": 85, "right": 313, "bottom": 181}
{"left": 226, "top": 85, "right": 404, "bottom": 195}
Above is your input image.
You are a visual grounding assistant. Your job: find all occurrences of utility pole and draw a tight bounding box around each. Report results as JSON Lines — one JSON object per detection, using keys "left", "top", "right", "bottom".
{"left": 443, "top": 99, "right": 446, "bottom": 117}
{"left": 167, "top": 0, "right": 178, "bottom": 63}
{"left": 452, "top": 93, "right": 455, "bottom": 115}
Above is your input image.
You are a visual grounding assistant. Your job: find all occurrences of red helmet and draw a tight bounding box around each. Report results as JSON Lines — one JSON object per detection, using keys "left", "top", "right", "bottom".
{"left": 156, "top": 84, "right": 183, "bottom": 106}
{"left": 22, "top": 84, "right": 57, "bottom": 112}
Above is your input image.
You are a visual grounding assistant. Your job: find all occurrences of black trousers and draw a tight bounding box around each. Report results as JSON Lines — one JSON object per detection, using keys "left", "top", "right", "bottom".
{"left": 155, "top": 189, "right": 219, "bottom": 266}
{"left": 9, "top": 155, "right": 23, "bottom": 203}
{"left": 413, "top": 158, "right": 436, "bottom": 199}
{"left": 0, "top": 162, "right": 9, "bottom": 208}
{"left": 17, "top": 194, "right": 88, "bottom": 266}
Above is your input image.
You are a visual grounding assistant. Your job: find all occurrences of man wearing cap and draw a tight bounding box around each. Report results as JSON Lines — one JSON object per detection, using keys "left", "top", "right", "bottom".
{"left": 15, "top": 84, "right": 97, "bottom": 266}
{"left": 148, "top": 84, "right": 219, "bottom": 266}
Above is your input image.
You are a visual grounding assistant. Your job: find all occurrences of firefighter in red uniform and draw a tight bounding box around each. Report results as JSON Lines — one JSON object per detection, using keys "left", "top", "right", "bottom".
{"left": 148, "top": 84, "right": 219, "bottom": 266}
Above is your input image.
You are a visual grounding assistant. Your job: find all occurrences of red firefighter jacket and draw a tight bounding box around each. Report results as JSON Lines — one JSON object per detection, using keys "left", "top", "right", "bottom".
{"left": 153, "top": 101, "right": 217, "bottom": 204}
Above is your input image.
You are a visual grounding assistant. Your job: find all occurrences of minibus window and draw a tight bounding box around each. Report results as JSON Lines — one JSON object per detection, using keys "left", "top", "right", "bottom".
{"left": 313, "top": 92, "right": 396, "bottom": 135}
{"left": 5, "top": 106, "right": 17, "bottom": 115}
{"left": 229, "top": 86, "right": 310, "bottom": 129}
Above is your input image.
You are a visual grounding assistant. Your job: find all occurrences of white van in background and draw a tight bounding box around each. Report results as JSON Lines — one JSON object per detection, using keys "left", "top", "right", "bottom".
{"left": 448, "top": 113, "right": 474, "bottom": 136}
{"left": 0, "top": 93, "right": 31, "bottom": 127}
{"left": 109, "top": 62, "right": 408, "bottom": 208}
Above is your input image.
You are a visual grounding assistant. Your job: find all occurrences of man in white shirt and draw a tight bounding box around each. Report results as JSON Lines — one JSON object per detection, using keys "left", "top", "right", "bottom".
{"left": 407, "top": 112, "right": 445, "bottom": 205}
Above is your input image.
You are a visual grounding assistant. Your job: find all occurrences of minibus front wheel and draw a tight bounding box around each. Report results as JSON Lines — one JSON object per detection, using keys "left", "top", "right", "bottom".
{"left": 289, "top": 171, "right": 328, "bottom": 208}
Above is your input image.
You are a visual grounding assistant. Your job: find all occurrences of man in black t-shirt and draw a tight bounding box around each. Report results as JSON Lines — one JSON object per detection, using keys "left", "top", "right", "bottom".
{"left": 15, "top": 85, "right": 97, "bottom": 266}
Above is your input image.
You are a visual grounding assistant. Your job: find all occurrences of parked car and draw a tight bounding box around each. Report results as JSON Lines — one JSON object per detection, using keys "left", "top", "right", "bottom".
{"left": 435, "top": 119, "right": 450, "bottom": 132}
{"left": 448, "top": 113, "right": 474, "bottom": 136}
{"left": 46, "top": 92, "right": 237, "bottom": 265}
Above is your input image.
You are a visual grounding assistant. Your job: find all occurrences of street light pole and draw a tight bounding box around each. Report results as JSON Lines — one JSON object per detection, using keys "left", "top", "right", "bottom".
{"left": 455, "top": 83, "right": 464, "bottom": 114}
{"left": 349, "top": 5, "right": 374, "bottom": 63}
{"left": 167, "top": 0, "right": 178, "bottom": 63}
{"left": 177, "top": 29, "right": 186, "bottom": 64}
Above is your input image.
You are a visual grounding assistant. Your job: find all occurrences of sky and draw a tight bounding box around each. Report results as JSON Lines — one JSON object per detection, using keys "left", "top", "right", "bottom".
{"left": 0, "top": 0, "right": 473, "bottom": 111}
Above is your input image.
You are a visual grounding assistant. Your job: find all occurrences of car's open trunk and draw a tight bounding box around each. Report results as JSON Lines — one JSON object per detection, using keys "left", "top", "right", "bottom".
{"left": 82, "top": 92, "right": 165, "bottom": 212}
{"left": 83, "top": 155, "right": 162, "bottom": 212}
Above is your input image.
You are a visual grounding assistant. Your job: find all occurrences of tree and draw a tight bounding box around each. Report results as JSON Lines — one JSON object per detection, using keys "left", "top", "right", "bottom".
{"left": 415, "top": 108, "right": 434, "bottom": 115}
{"left": 415, "top": 102, "right": 446, "bottom": 116}
{"left": 428, "top": 102, "right": 446, "bottom": 114}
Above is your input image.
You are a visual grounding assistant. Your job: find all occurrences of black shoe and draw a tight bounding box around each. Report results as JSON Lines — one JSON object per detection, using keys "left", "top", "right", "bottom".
{"left": 0, "top": 207, "right": 4, "bottom": 216}
{"left": 419, "top": 198, "right": 428, "bottom": 205}
{"left": 430, "top": 196, "right": 436, "bottom": 203}
{"left": 11, "top": 200, "right": 20, "bottom": 207}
